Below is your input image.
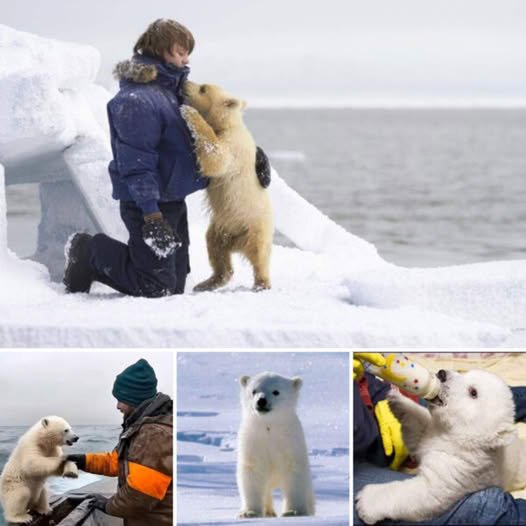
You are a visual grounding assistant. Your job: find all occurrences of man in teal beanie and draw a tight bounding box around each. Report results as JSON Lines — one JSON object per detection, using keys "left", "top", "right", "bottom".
{"left": 68, "top": 359, "right": 173, "bottom": 525}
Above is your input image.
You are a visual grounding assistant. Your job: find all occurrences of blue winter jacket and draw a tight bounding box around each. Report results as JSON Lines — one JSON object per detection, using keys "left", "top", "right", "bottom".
{"left": 107, "top": 54, "right": 209, "bottom": 214}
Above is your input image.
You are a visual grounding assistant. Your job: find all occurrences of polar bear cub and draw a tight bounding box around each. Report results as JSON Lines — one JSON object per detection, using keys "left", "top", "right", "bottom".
{"left": 181, "top": 81, "right": 273, "bottom": 292}
{"left": 0, "top": 416, "right": 79, "bottom": 524}
{"left": 237, "top": 372, "right": 315, "bottom": 518}
{"left": 356, "top": 369, "right": 526, "bottom": 525}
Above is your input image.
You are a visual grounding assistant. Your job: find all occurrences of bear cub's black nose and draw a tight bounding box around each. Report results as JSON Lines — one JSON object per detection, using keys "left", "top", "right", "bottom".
{"left": 72, "top": 436, "right": 79, "bottom": 443}
{"left": 437, "top": 370, "right": 448, "bottom": 383}
{"left": 257, "top": 398, "right": 267, "bottom": 408}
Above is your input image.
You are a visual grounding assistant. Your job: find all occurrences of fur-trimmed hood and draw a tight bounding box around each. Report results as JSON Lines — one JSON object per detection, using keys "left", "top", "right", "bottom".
{"left": 113, "top": 54, "right": 190, "bottom": 89}
{"left": 114, "top": 58, "right": 158, "bottom": 84}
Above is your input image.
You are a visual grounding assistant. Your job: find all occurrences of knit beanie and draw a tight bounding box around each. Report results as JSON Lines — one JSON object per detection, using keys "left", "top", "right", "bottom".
{"left": 112, "top": 359, "right": 158, "bottom": 407}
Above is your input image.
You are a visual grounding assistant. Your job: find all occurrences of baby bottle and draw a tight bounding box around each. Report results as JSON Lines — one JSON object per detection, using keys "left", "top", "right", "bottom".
{"left": 364, "top": 352, "right": 440, "bottom": 399}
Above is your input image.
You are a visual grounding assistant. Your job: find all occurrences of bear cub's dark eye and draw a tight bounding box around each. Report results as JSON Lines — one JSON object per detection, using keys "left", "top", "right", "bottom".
{"left": 252, "top": 389, "right": 256, "bottom": 395}
{"left": 272, "top": 390, "right": 280, "bottom": 396}
{"left": 199, "top": 85, "right": 207, "bottom": 94}
{"left": 469, "top": 387, "right": 478, "bottom": 399}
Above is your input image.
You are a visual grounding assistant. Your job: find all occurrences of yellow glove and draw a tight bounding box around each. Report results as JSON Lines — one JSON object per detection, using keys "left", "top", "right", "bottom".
{"left": 374, "top": 399, "right": 408, "bottom": 470}
{"left": 353, "top": 352, "right": 386, "bottom": 381}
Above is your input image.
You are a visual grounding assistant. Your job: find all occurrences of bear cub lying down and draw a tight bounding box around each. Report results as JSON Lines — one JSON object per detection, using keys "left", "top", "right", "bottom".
{"left": 356, "top": 369, "right": 526, "bottom": 524}
{"left": 0, "top": 416, "right": 79, "bottom": 524}
{"left": 182, "top": 81, "right": 273, "bottom": 292}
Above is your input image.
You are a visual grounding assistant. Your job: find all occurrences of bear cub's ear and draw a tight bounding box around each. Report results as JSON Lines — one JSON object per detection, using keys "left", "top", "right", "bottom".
{"left": 292, "top": 377, "right": 303, "bottom": 390}
{"left": 240, "top": 375, "right": 250, "bottom": 387}
{"left": 41, "top": 418, "right": 49, "bottom": 428}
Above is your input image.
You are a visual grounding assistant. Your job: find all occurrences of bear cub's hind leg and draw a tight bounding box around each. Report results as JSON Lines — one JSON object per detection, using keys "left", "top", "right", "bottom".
{"left": 194, "top": 226, "right": 234, "bottom": 292}
{"left": 3, "top": 485, "right": 33, "bottom": 524}
{"left": 33, "top": 486, "right": 52, "bottom": 516}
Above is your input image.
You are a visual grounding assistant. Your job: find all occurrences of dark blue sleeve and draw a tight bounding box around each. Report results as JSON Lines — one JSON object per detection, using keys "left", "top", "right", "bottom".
{"left": 107, "top": 93, "right": 161, "bottom": 214}
{"left": 354, "top": 373, "right": 392, "bottom": 465}
{"left": 354, "top": 380, "right": 380, "bottom": 459}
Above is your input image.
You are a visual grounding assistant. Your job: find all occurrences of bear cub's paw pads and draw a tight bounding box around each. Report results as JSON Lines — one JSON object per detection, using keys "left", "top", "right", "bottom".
{"left": 62, "top": 462, "right": 79, "bottom": 478}
{"left": 9, "top": 513, "right": 33, "bottom": 524}
{"left": 35, "top": 505, "right": 52, "bottom": 516}
{"left": 180, "top": 105, "right": 200, "bottom": 124}
{"left": 180, "top": 104, "right": 198, "bottom": 117}
{"left": 386, "top": 387, "right": 403, "bottom": 404}
{"left": 253, "top": 280, "right": 271, "bottom": 292}
{"left": 238, "top": 510, "right": 261, "bottom": 518}
{"left": 282, "top": 510, "right": 304, "bottom": 517}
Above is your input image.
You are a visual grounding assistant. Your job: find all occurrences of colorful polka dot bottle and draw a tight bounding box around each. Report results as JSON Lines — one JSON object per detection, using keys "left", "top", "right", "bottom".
{"left": 363, "top": 353, "right": 441, "bottom": 399}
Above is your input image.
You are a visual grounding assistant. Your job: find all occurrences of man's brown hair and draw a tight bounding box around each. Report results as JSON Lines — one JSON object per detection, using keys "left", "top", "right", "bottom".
{"left": 133, "top": 19, "right": 195, "bottom": 59}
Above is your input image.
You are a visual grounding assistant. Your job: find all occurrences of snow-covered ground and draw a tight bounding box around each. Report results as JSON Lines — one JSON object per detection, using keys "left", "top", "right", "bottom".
{"left": 1, "top": 24, "right": 526, "bottom": 347}
{"left": 176, "top": 352, "right": 349, "bottom": 525}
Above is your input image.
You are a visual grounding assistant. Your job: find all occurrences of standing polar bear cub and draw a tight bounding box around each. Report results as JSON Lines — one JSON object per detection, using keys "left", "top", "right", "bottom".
{"left": 356, "top": 369, "right": 526, "bottom": 524}
{"left": 237, "top": 372, "right": 315, "bottom": 518}
{"left": 0, "top": 416, "right": 79, "bottom": 524}
{"left": 181, "top": 81, "right": 273, "bottom": 292}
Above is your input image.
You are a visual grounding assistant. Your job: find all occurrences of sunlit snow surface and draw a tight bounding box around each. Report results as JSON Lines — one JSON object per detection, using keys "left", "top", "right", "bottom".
{"left": 1, "top": 25, "right": 526, "bottom": 347}
{"left": 176, "top": 352, "right": 349, "bottom": 525}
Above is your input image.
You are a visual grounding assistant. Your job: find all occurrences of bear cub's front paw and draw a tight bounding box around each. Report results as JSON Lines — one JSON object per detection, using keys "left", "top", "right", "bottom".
{"left": 238, "top": 509, "right": 261, "bottom": 518}
{"left": 356, "top": 483, "right": 390, "bottom": 525}
{"left": 62, "top": 460, "right": 79, "bottom": 478}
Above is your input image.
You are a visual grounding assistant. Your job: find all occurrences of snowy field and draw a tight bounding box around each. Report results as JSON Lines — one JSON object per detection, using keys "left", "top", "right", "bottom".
{"left": 1, "top": 24, "right": 526, "bottom": 347}
{"left": 176, "top": 352, "right": 349, "bottom": 525}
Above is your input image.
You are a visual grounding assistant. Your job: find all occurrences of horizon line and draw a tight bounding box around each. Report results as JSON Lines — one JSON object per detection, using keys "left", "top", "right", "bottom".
{"left": 246, "top": 97, "right": 526, "bottom": 109}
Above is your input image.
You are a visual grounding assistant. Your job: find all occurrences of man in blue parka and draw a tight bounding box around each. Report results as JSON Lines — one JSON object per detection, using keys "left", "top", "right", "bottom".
{"left": 63, "top": 19, "right": 270, "bottom": 298}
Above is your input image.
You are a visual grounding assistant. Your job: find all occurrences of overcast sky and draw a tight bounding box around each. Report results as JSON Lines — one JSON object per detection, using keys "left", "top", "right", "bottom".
{"left": 3, "top": 0, "right": 526, "bottom": 103}
{"left": 0, "top": 351, "right": 173, "bottom": 426}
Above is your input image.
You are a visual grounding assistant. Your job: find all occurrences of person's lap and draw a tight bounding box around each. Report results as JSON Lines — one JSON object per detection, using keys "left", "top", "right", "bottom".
{"left": 354, "top": 462, "right": 526, "bottom": 525}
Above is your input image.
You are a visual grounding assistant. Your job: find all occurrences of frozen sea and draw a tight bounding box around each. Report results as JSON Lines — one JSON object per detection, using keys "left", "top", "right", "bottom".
{"left": 0, "top": 425, "right": 120, "bottom": 526}
{"left": 5, "top": 108, "right": 526, "bottom": 268}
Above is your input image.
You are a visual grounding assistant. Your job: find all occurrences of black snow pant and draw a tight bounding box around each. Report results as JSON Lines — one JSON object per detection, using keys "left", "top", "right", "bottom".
{"left": 88, "top": 200, "right": 190, "bottom": 297}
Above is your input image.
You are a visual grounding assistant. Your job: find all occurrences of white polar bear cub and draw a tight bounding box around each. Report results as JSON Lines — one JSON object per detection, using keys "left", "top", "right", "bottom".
{"left": 237, "top": 372, "right": 315, "bottom": 518}
{"left": 356, "top": 369, "right": 526, "bottom": 525}
{"left": 0, "top": 416, "right": 79, "bottom": 524}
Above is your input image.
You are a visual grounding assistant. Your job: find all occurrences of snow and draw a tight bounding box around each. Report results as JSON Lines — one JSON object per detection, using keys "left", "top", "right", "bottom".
{"left": 0, "top": 24, "right": 100, "bottom": 165}
{"left": 176, "top": 352, "right": 349, "bottom": 525}
{"left": 1, "top": 24, "right": 526, "bottom": 347}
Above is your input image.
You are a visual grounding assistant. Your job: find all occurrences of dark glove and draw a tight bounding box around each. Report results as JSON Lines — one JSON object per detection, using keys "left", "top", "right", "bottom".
{"left": 66, "top": 454, "right": 86, "bottom": 471}
{"left": 142, "top": 212, "right": 181, "bottom": 258}
{"left": 255, "top": 146, "right": 271, "bottom": 188}
{"left": 88, "top": 494, "right": 110, "bottom": 512}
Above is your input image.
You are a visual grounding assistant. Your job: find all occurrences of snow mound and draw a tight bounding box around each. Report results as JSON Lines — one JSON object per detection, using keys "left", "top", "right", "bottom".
{"left": 0, "top": 24, "right": 100, "bottom": 164}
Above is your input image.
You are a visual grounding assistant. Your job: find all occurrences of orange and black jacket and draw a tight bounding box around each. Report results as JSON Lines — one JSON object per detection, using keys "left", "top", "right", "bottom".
{"left": 84, "top": 393, "right": 173, "bottom": 526}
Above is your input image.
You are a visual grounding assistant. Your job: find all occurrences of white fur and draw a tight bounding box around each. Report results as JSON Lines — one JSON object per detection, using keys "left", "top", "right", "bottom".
{"left": 237, "top": 372, "right": 315, "bottom": 518}
{"left": 356, "top": 369, "right": 526, "bottom": 524}
{"left": 0, "top": 416, "right": 79, "bottom": 524}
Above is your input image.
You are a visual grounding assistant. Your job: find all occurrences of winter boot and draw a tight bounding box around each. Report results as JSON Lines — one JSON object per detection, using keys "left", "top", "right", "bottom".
{"left": 63, "top": 233, "right": 94, "bottom": 293}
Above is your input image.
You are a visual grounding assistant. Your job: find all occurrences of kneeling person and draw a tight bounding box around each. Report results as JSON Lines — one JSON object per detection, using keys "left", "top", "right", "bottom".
{"left": 63, "top": 18, "right": 271, "bottom": 298}
{"left": 68, "top": 359, "right": 173, "bottom": 525}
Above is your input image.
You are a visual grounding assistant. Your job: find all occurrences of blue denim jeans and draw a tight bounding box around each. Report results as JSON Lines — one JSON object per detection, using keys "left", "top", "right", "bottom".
{"left": 354, "top": 462, "right": 526, "bottom": 525}
{"left": 512, "top": 386, "right": 526, "bottom": 422}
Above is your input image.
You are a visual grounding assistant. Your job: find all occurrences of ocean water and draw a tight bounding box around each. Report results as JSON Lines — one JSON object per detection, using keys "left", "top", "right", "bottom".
{"left": 0, "top": 425, "right": 120, "bottom": 526}
{"left": 5, "top": 109, "right": 526, "bottom": 267}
